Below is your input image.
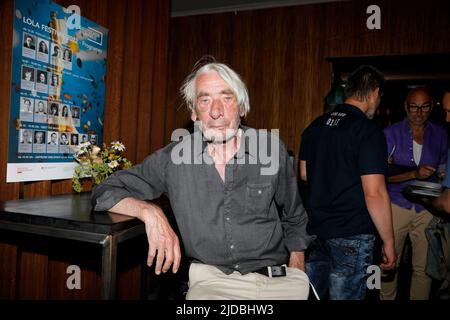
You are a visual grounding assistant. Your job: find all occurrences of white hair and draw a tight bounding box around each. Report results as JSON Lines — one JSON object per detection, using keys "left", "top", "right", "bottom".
{"left": 180, "top": 63, "right": 250, "bottom": 117}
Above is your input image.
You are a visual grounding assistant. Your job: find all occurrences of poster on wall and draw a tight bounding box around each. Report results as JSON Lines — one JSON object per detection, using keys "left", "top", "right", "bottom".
{"left": 7, "top": 0, "right": 108, "bottom": 182}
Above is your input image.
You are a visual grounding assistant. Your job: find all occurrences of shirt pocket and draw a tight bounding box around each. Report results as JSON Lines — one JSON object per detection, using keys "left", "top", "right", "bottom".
{"left": 245, "top": 183, "right": 273, "bottom": 216}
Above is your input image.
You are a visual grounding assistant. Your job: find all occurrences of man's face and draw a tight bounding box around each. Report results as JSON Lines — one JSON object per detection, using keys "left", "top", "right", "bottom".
{"left": 24, "top": 71, "right": 32, "bottom": 81}
{"left": 191, "top": 71, "right": 240, "bottom": 143}
{"left": 36, "top": 132, "right": 43, "bottom": 143}
{"left": 24, "top": 100, "right": 31, "bottom": 110}
{"left": 405, "top": 90, "right": 432, "bottom": 126}
{"left": 38, "top": 102, "right": 45, "bottom": 112}
{"left": 442, "top": 92, "right": 450, "bottom": 123}
{"left": 90, "top": 135, "right": 96, "bottom": 144}
{"left": 61, "top": 134, "right": 68, "bottom": 143}
{"left": 51, "top": 133, "right": 57, "bottom": 142}
{"left": 39, "top": 73, "right": 45, "bottom": 83}
{"left": 26, "top": 37, "right": 31, "bottom": 46}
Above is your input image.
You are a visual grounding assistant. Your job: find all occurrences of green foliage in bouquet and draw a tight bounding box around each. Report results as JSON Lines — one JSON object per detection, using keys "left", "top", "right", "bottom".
{"left": 72, "top": 141, "right": 132, "bottom": 192}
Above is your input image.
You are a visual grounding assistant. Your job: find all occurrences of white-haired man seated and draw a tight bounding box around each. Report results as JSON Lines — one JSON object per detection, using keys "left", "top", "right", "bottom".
{"left": 91, "top": 59, "right": 313, "bottom": 299}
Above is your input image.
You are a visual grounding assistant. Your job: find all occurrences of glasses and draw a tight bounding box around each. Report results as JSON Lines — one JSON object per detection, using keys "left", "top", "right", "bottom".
{"left": 407, "top": 103, "right": 432, "bottom": 113}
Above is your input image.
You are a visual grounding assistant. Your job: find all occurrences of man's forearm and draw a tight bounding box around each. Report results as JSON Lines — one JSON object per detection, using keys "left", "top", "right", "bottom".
{"left": 388, "top": 171, "right": 415, "bottom": 183}
{"left": 365, "top": 190, "right": 394, "bottom": 245}
{"left": 361, "top": 175, "right": 397, "bottom": 269}
{"left": 109, "top": 197, "right": 161, "bottom": 222}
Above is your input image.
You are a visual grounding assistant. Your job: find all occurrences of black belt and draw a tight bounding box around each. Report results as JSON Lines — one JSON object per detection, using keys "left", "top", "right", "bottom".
{"left": 254, "top": 265, "right": 287, "bottom": 277}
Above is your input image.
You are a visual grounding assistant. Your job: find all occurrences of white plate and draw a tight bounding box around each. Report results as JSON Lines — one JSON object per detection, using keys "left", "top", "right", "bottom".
{"left": 410, "top": 188, "right": 441, "bottom": 198}
{"left": 410, "top": 181, "right": 442, "bottom": 190}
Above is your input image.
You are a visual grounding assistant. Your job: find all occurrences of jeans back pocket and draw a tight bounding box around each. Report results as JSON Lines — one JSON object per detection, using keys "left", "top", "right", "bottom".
{"left": 327, "top": 235, "right": 375, "bottom": 277}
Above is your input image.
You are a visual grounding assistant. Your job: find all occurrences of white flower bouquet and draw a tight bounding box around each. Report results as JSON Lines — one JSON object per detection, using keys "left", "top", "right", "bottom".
{"left": 72, "top": 141, "right": 132, "bottom": 192}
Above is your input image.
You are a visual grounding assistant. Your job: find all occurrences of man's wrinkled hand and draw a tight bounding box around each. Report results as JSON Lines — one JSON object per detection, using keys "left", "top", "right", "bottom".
{"left": 142, "top": 205, "right": 181, "bottom": 275}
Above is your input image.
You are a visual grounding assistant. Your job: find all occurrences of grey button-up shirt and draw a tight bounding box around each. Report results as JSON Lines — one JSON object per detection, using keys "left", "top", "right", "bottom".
{"left": 92, "top": 127, "right": 314, "bottom": 274}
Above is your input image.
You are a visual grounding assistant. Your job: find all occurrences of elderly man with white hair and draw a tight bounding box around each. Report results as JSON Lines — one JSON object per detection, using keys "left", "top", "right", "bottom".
{"left": 91, "top": 58, "right": 313, "bottom": 300}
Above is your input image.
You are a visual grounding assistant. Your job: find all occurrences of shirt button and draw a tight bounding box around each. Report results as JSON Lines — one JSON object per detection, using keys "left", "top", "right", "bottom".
{"left": 235, "top": 264, "right": 239, "bottom": 269}
{"left": 226, "top": 217, "right": 230, "bottom": 221}
{"left": 258, "top": 190, "right": 262, "bottom": 195}
{"left": 230, "top": 245, "right": 234, "bottom": 249}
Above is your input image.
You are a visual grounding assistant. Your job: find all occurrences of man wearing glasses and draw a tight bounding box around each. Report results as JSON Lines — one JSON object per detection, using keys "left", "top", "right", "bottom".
{"left": 380, "top": 87, "right": 449, "bottom": 300}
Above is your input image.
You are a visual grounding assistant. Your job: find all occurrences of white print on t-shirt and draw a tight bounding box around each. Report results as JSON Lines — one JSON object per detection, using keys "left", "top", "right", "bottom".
{"left": 326, "top": 112, "right": 347, "bottom": 127}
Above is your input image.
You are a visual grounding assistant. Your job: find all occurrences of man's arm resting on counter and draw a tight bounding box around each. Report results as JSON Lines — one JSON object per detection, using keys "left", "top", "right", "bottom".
{"left": 109, "top": 197, "right": 181, "bottom": 274}
{"left": 361, "top": 174, "right": 397, "bottom": 270}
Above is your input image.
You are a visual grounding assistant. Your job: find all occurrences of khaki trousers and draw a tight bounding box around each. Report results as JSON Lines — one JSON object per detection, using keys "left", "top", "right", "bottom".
{"left": 186, "top": 263, "right": 310, "bottom": 300}
{"left": 380, "top": 204, "right": 433, "bottom": 300}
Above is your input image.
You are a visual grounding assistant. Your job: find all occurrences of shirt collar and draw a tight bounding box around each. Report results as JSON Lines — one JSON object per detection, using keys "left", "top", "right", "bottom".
{"left": 338, "top": 103, "right": 367, "bottom": 118}
{"left": 401, "top": 117, "right": 429, "bottom": 133}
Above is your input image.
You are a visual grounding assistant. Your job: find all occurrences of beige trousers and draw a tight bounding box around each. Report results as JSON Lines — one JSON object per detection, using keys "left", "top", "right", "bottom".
{"left": 186, "top": 263, "right": 310, "bottom": 300}
{"left": 380, "top": 203, "right": 433, "bottom": 300}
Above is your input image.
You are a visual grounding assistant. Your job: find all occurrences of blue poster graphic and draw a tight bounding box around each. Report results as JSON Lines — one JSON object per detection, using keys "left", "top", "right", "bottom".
{"left": 7, "top": 0, "right": 108, "bottom": 182}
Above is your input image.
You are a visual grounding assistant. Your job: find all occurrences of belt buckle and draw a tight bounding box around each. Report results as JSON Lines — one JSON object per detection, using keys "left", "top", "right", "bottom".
{"left": 266, "top": 265, "right": 286, "bottom": 277}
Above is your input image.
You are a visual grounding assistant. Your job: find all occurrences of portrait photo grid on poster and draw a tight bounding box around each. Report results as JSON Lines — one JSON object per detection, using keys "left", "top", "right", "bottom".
{"left": 19, "top": 31, "right": 79, "bottom": 156}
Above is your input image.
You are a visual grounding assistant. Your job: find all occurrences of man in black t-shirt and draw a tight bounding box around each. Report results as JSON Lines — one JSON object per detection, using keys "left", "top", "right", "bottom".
{"left": 299, "top": 65, "right": 396, "bottom": 300}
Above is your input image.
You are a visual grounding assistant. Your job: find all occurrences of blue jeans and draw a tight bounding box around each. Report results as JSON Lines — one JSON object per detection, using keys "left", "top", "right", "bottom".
{"left": 306, "top": 234, "right": 376, "bottom": 300}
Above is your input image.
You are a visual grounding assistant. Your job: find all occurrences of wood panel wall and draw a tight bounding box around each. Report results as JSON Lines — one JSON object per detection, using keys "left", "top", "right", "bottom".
{"left": 166, "top": 0, "right": 450, "bottom": 161}
{"left": 0, "top": 0, "right": 169, "bottom": 299}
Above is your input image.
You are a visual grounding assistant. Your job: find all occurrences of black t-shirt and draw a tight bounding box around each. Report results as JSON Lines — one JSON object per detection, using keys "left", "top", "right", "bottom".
{"left": 300, "top": 104, "right": 387, "bottom": 239}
